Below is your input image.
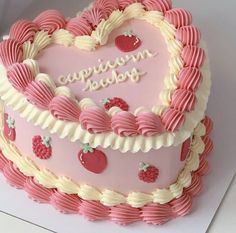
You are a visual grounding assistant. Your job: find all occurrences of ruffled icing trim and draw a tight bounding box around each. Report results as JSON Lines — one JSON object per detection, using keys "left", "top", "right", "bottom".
{"left": 0, "top": 47, "right": 211, "bottom": 152}
{"left": 0, "top": 118, "right": 213, "bottom": 209}
{"left": 0, "top": 117, "right": 213, "bottom": 225}
{"left": 0, "top": 3, "right": 211, "bottom": 153}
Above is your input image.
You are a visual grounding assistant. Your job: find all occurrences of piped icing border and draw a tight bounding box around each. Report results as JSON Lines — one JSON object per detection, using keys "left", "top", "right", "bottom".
{"left": 0, "top": 116, "right": 213, "bottom": 208}
{"left": 0, "top": 117, "right": 213, "bottom": 225}
{"left": 0, "top": 2, "right": 211, "bottom": 152}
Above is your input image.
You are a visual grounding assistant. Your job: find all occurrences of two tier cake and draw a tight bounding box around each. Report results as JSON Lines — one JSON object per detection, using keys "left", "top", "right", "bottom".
{"left": 0, "top": 0, "right": 213, "bottom": 225}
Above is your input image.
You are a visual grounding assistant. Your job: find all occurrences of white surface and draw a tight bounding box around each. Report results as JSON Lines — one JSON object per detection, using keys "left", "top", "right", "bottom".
{"left": 0, "top": 0, "right": 236, "bottom": 232}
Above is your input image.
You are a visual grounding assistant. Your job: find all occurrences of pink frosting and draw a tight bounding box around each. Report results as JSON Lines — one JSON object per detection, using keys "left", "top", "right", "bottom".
{"left": 9, "top": 19, "right": 39, "bottom": 44}
{"left": 93, "top": 0, "right": 119, "bottom": 17}
{"left": 79, "top": 200, "right": 109, "bottom": 221}
{"left": 34, "top": 10, "right": 66, "bottom": 34}
{"left": 111, "top": 111, "right": 138, "bottom": 136}
{"left": 49, "top": 96, "right": 81, "bottom": 122}
{"left": 196, "top": 156, "right": 209, "bottom": 176}
{"left": 0, "top": 39, "right": 23, "bottom": 67}
{"left": 165, "top": 8, "right": 192, "bottom": 29}
{"left": 182, "top": 46, "right": 205, "bottom": 68}
{"left": 51, "top": 190, "right": 80, "bottom": 214}
{"left": 141, "top": 203, "right": 173, "bottom": 225}
{"left": 0, "top": 139, "right": 212, "bottom": 225}
{"left": 81, "top": 7, "right": 107, "bottom": 28}
{"left": 201, "top": 135, "right": 214, "bottom": 157}
{"left": 185, "top": 173, "right": 202, "bottom": 197}
{"left": 176, "top": 26, "right": 201, "bottom": 46}
{"left": 3, "top": 162, "right": 26, "bottom": 189}
{"left": 178, "top": 67, "right": 203, "bottom": 92}
{"left": 137, "top": 112, "right": 165, "bottom": 136}
{"left": 66, "top": 16, "right": 93, "bottom": 36}
{"left": 201, "top": 116, "right": 213, "bottom": 135}
{"left": 79, "top": 106, "right": 111, "bottom": 133}
{"left": 24, "top": 177, "right": 54, "bottom": 203}
{"left": 162, "top": 108, "right": 185, "bottom": 132}
{"left": 7, "top": 63, "right": 34, "bottom": 92}
{"left": 170, "top": 193, "right": 192, "bottom": 217}
{"left": 118, "top": 0, "right": 141, "bottom": 10}
{"left": 25, "top": 81, "right": 55, "bottom": 110}
{"left": 171, "top": 89, "right": 196, "bottom": 112}
{"left": 110, "top": 204, "right": 141, "bottom": 225}
{"left": 0, "top": 150, "right": 8, "bottom": 170}
{"left": 143, "top": 0, "right": 172, "bottom": 12}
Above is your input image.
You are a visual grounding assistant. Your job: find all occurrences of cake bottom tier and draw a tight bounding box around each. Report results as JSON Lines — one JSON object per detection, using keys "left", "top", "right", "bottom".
{"left": 0, "top": 117, "right": 213, "bottom": 225}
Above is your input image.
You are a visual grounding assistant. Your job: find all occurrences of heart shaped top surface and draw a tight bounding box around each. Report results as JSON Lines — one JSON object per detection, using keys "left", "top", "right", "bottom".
{"left": 37, "top": 19, "right": 169, "bottom": 112}
{"left": 0, "top": 2, "right": 210, "bottom": 152}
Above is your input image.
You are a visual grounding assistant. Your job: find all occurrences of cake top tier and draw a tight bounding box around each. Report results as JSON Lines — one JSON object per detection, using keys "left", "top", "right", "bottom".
{"left": 0, "top": 0, "right": 211, "bottom": 152}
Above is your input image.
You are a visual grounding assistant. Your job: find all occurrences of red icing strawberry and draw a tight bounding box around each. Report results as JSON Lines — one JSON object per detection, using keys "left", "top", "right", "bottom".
{"left": 180, "top": 138, "right": 192, "bottom": 161}
{"left": 102, "top": 97, "right": 129, "bottom": 111}
{"left": 115, "top": 30, "right": 141, "bottom": 52}
{"left": 78, "top": 144, "right": 107, "bottom": 174}
{"left": 4, "top": 113, "right": 16, "bottom": 141}
{"left": 32, "top": 136, "right": 52, "bottom": 160}
{"left": 138, "top": 162, "right": 159, "bottom": 183}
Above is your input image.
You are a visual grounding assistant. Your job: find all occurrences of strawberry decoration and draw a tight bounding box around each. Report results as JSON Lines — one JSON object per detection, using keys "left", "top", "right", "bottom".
{"left": 138, "top": 162, "right": 159, "bottom": 183}
{"left": 4, "top": 113, "right": 16, "bottom": 141}
{"left": 115, "top": 30, "right": 141, "bottom": 52}
{"left": 102, "top": 97, "right": 129, "bottom": 111}
{"left": 78, "top": 144, "right": 107, "bottom": 174}
{"left": 32, "top": 135, "right": 52, "bottom": 160}
{"left": 180, "top": 137, "right": 192, "bottom": 161}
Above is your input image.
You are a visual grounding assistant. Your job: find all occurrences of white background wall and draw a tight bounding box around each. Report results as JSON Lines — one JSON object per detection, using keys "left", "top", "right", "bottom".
{"left": 0, "top": 0, "right": 35, "bottom": 33}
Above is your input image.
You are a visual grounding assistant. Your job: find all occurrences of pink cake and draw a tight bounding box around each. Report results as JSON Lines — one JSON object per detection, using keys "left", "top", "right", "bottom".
{"left": 0, "top": 0, "right": 213, "bottom": 225}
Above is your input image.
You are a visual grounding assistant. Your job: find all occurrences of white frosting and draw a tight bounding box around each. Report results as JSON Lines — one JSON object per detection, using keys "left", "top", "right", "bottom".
{"left": 0, "top": 4, "right": 211, "bottom": 153}
{"left": 0, "top": 118, "right": 207, "bottom": 207}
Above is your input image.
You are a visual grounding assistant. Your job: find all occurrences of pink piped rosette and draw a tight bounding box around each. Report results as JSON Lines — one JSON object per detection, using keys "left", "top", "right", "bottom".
{"left": 0, "top": 116, "right": 214, "bottom": 225}
{"left": 0, "top": 0, "right": 206, "bottom": 138}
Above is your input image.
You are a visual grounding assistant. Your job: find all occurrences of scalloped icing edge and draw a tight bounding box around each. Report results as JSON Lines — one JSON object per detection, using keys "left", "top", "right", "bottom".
{"left": 0, "top": 143, "right": 211, "bottom": 225}
{"left": 0, "top": 117, "right": 208, "bottom": 208}
{"left": 0, "top": 41, "right": 211, "bottom": 153}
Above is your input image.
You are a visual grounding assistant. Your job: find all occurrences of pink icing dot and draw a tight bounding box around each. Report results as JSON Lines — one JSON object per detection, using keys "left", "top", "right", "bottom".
{"left": 175, "top": 26, "right": 201, "bottom": 46}
{"left": 162, "top": 108, "right": 185, "bottom": 132}
{"left": 201, "top": 116, "right": 213, "bottom": 135}
{"left": 165, "top": 8, "right": 192, "bottom": 29}
{"left": 7, "top": 63, "right": 34, "bottom": 92}
{"left": 170, "top": 193, "right": 192, "bottom": 217}
{"left": 111, "top": 111, "right": 138, "bottom": 136}
{"left": 25, "top": 81, "right": 55, "bottom": 110}
{"left": 0, "top": 39, "right": 23, "bottom": 67}
{"left": 3, "top": 162, "right": 26, "bottom": 189}
{"left": 24, "top": 177, "right": 53, "bottom": 203}
{"left": 9, "top": 19, "right": 39, "bottom": 44}
{"left": 49, "top": 96, "right": 81, "bottom": 122}
{"left": 79, "top": 200, "right": 109, "bottom": 221}
{"left": 137, "top": 112, "right": 165, "bottom": 136}
{"left": 143, "top": 0, "right": 172, "bottom": 12}
{"left": 171, "top": 89, "right": 196, "bottom": 112}
{"left": 79, "top": 106, "right": 111, "bottom": 133}
{"left": 182, "top": 46, "right": 205, "bottom": 68}
{"left": 66, "top": 16, "right": 93, "bottom": 36}
{"left": 34, "top": 9, "right": 66, "bottom": 34}
{"left": 81, "top": 7, "right": 107, "bottom": 28}
{"left": 117, "top": 0, "right": 141, "bottom": 10}
{"left": 178, "top": 67, "right": 202, "bottom": 92}
{"left": 93, "top": 0, "right": 119, "bottom": 17}
{"left": 51, "top": 190, "right": 81, "bottom": 214}
{"left": 141, "top": 203, "right": 174, "bottom": 225}
{"left": 110, "top": 204, "right": 141, "bottom": 225}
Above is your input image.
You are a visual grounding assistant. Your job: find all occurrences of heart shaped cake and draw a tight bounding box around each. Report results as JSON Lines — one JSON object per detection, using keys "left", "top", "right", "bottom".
{"left": 0, "top": 0, "right": 213, "bottom": 225}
